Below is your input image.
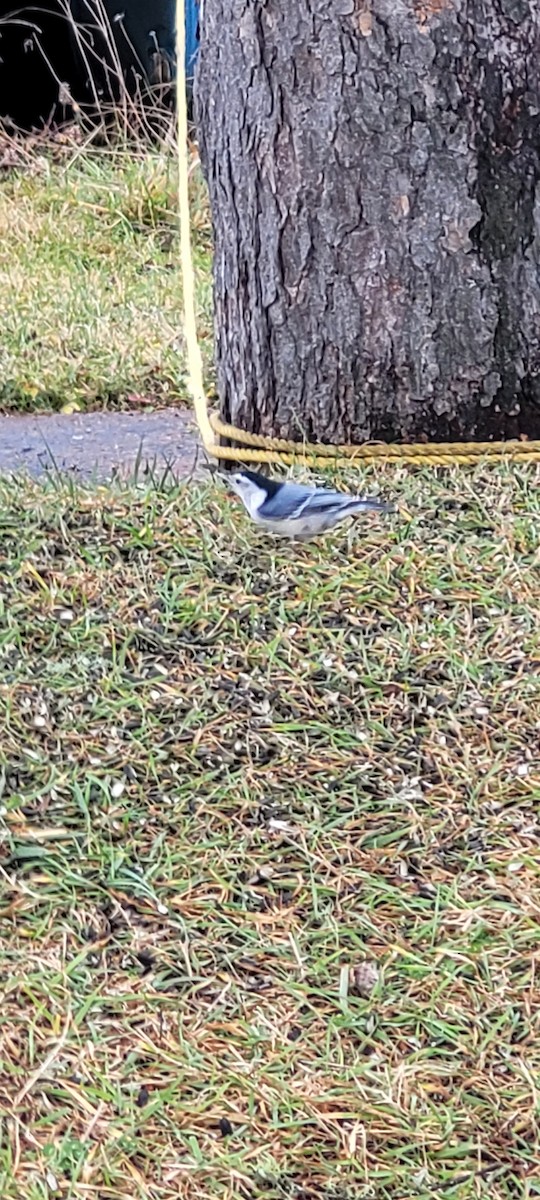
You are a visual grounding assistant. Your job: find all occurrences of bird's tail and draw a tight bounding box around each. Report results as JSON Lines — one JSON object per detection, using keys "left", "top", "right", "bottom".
{"left": 350, "top": 497, "right": 395, "bottom": 514}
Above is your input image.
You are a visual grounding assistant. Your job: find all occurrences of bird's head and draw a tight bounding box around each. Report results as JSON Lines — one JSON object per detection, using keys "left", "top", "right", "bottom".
{"left": 226, "top": 469, "right": 280, "bottom": 515}
{"left": 228, "top": 471, "right": 257, "bottom": 505}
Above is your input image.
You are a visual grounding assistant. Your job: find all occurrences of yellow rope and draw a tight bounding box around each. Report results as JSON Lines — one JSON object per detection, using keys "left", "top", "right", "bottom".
{"left": 176, "top": 9, "right": 540, "bottom": 470}
{"left": 175, "top": 0, "right": 213, "bottom": 449}
{"left": 209, "top": 413, "right": 540, "bottom": 466}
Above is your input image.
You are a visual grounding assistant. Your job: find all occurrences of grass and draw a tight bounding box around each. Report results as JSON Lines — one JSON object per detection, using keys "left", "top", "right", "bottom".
{"left": 1, "top": 462, "right": 540, "bottom": 1199}
{"left": 0, "top": 132, "right": 212, "bottom": 412}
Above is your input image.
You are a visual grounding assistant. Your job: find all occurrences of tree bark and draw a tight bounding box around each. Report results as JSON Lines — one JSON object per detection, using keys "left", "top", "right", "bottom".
{"left": 195, "top": 0, "right": 540, "bottom": 444}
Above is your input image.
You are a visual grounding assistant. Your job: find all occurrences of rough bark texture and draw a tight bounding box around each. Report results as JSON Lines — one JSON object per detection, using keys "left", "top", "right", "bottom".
{"left": 195, "top": 0, "right": 540, "bottom": 443}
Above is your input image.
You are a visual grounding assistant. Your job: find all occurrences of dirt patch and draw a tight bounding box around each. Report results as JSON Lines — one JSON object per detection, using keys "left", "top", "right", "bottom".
{"left": 0, "top": 408, "right": 206, "bottom": 481}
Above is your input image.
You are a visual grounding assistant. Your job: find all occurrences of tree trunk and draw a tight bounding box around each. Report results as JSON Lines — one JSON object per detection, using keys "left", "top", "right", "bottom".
{"left": 195, "top": 0, "right": 540, "bottom": 444}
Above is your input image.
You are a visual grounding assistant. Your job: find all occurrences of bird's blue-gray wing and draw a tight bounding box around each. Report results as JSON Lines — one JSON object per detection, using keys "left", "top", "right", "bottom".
{"left": 259, "top": 483, "right": 388, "bottom": 521}
{"left": 302, "top": 489, "right": 391, "bottom": 514}
{"left": 296, "top": 487, "right": 355, "bottom": 515}
{"left": 259, "top": 483, "right": 318, "bottom": 520}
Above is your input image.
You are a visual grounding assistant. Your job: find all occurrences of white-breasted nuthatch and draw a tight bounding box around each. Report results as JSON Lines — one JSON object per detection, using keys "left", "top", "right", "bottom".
{"left": 227, "top": 469, "right": 394, "bottom": 540}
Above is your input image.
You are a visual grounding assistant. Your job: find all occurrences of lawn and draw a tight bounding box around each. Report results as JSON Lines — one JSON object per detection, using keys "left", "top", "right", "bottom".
{"left": 0, "top": 133, "right": 212, "bottom": 412}
{"left": 1, "top": 463, "right": 539, "bottom": 1199}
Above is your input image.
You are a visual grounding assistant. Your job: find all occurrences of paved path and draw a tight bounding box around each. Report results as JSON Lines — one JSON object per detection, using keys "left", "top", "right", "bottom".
{"left": 0, "top": 409, "right": 205, "bottom": 481}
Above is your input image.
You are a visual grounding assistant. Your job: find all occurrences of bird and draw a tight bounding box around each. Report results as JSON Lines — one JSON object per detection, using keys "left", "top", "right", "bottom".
{"left": 227, "top": 468, "right": 394, "bottom": 541}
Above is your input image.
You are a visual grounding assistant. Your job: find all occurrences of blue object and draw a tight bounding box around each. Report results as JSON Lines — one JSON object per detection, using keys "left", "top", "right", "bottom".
{"left": 184, "top": 0, "right": 200, "bottom": 84}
